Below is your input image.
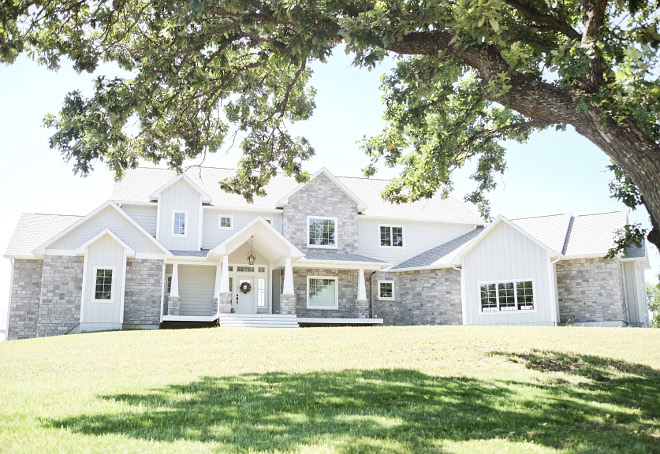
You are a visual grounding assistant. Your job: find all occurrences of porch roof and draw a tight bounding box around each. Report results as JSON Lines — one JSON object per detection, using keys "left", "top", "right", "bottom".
{"left": 207, "top": 217, "right": 303, "bottom": 265}
{"left": 296, "top": 251, "right": 390, "bottom": 270}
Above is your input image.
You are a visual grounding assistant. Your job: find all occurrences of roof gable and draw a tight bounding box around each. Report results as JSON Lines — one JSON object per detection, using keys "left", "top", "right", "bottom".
{"left": 149, "top": 174, "right": 212, "bottom": 203}
{"left": 453, "top": 215, "right": 558, "bottom": 265}
{"left": 4, "top": 213, "right": 81, "bottom": 258}
{"left": 276, "top": 168, "right": 368, "bottom": 211}
{"left": 74, "top": 229, "right": 136, "bottom": 256}
{"left": 35, "top": 201, "right": 170, "bottom": 256}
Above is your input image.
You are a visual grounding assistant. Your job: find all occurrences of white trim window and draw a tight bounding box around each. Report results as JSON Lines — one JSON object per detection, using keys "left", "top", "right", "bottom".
{"left": 257, "top": 278, "right": 266, "bottom": 307}
{"left": 172, "top": 210, "right": 187, "bottom": 237}
{"left": 93, "top": 267, "right": 115, "bottom": 302}
{"left": 308, "top": 216, "right": 337, "bottom": 249}
{"left": 219, "top": 215, "right": 233, "bottom": 229}
{"left": 378, "top": 280, "right": 395, "bottom": 300}
{"left": 380, "top": 225, "right": 404, "bottom": 247}
{"left": 479, "top": 279, "right": 535, "bottom": 312}
{"left": 307, "top": 276, "right": 338, "bottom": 309}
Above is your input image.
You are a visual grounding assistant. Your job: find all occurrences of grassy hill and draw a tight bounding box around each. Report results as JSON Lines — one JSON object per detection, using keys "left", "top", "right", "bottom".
{"left": 0, "top": 326, "right": 659, "bottom": 453}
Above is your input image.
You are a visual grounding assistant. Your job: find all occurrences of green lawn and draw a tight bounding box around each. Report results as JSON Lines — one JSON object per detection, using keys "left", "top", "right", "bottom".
{"left": 0, "top": 326, "right": 659, "bottom": 453}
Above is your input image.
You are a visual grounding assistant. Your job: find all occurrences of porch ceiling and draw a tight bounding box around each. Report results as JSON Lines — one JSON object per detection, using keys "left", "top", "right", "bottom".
{"left": 207, "top": 217, "right": 303, "bottom": 264}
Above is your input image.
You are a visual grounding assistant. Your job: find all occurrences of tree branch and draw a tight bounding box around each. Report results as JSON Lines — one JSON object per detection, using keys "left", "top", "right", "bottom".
{"left": 581, "top": 0, "right": 608, "bottom": 87}
{"left": 505, "top": 0, "right": 582, "bottom": 40}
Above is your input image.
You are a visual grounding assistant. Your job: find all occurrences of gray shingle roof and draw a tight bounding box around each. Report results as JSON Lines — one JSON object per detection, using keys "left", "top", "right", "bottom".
{"left": 170, "top": 250, "right": 210, "bottom": 257}
{"left": 562, "top": 211, "right": 629, "bottom": 257}
{"left": 4, "top": 213, "right": 82, "bottom": 257}
{"left": 302, "top": 251, "right": 387, "bottom": 263}
{"left": 392, "top": 227, "right": 484, "bottom": 270}
{"left": 112, "top": 167, "right": 483, "bottom": 224}
{"left": 510, "top": 214, "right": 572, "bottom": 253}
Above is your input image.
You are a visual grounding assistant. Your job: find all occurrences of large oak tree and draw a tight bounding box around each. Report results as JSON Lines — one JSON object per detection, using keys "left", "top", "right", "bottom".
{"left": 1, "top": 0, "right": 659, "bottom": 252}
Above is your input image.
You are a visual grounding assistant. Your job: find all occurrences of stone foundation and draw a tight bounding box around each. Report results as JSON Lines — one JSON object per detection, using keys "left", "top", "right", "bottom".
{"left": 168, "top": 296, "right": 181, "bottom": 315}
{"left": 123, "top": 258, "right": 163, "bottom": 327}
{"left": 374, "top": 269, "right": 462, "bottom": 325}
{"left": 36, "top": 255, "right": 84, "bottom": 337}
{"left": 7, "top": 259, "right": 43, "bottom": 340}
{"left": 219, "top": 293, "right": 232, "bottom": 313}
{"left": 556, "top": 258, "right": 627, "bottom": 324}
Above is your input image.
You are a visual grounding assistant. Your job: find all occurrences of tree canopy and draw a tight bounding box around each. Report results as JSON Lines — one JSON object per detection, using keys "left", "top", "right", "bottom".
{"left": 1, "top": 0, "right": 659, "bottom": 251}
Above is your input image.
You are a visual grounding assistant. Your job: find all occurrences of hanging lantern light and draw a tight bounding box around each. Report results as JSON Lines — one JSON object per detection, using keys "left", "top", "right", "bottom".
{"left": 247, "top": 235, "right": 256, "bottom": 265}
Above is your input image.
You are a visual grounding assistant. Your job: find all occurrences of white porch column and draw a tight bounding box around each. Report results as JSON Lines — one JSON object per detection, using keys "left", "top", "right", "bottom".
{"left": 170, "top": 263, "right": 179, "bottom": 298}
{"left": 356, "top": 268, "right": 369, "bottom": 318}
{"left": 219, "top": 255, "right": 230, "bottom": 293}
{"left": 282, "top": 257, "right": 294, "bottom": 295}
{"left": 214, "top": 264, "right": 223, "bottom": 299}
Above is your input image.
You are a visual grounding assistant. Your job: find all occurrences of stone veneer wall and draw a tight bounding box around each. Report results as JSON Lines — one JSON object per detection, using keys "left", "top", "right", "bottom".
{"left": 374, "top": 269, "right": 462, "bottom": 325}
{"left": 36, "top": 255, "right": 84, "bottom": 337}
{"left": 7, "top": 259, "right": 43, "bottom": 340}
{"left": 556, "top": 258, "right": 627, "bottom": 324}
{"left": 123, "top": 258, "right": 164, "bottom": 327}
{"left": 292, "top": 268, "right": 371, "bottom": 318}
{"left": 282, "top": 173, "right": 359, "bottom": 254}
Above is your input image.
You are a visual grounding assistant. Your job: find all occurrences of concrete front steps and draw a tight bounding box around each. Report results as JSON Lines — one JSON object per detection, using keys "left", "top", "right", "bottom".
{"left": 219, "top": 314, "right": 299, "bottom": 328}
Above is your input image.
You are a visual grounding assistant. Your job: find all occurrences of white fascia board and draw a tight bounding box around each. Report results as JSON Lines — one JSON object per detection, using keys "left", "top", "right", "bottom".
{"left": 207, "top": 216, "right": 303, "bottom": 260}
{"left": 276, "top": 168, "right": 368, "bottom": 211}
{"left": 359, "top": 215, "right": 484, "bottom": 226}
{"left": 33, "top": 200, "right": 172, "bottom": 256}
{"left": 452, "top": 215, "right": 558, "bottom": 265}
{"left": 113, "top": 201, "right": 158, "bottom": 207}
{"left": 293, "top": 259, "right": 392, "bottom": 270}
{"left": 388, "top": 264, "right": 455, "bottom": 273}
{"left": 203, "top": 205, "right": 282, "bottom": 214}
{"left": 3, "top": 253, "right": 36, "bottom": 259}
{"left": 149, "top": 174, "right": 212, "bottom": 203}
{"left": 74, "top": 228, "right": 136, "bottom": 257}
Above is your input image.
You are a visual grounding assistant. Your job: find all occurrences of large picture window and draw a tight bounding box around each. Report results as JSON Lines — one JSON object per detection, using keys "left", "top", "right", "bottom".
{"left": 307, "top": 277, "right": 338, "bottom": 309}
{"left": 380, "top": 225, "right": 404, "bottom": 247}
{"left": 94, "top": 268, "right": 114, "bottom": 301}
{"left": 480, "top": 280, "right": 535, "bottom": 313}
{"left": 308, "top": 217, "right": 337, "bottom": 248}
{"left": 172, "top": 211, "right": 187, "bottom": 236}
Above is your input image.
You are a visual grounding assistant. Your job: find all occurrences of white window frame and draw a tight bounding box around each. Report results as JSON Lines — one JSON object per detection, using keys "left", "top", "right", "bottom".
{"left": 306, "top": 276, "right": 339, "bottom": 310}
{"left": 218, "top": 214, "right": 234, "bottom": 230}
{"left": 379, "top": 224, "right": 405, "bottom": 248}
{"left": 477, "top": 278, "right": 537, "bottom": 314}
{"left": 92, "top": 266, "right": 116, "bottom": 303}
{"left": 307, "top": 216, "right": 338, "bottom": 249}
{"left": 171, "top": 210, "right": 188, "bottom": 237}
{"left": 378, "top": 280, "right": 395, "bottom": 301}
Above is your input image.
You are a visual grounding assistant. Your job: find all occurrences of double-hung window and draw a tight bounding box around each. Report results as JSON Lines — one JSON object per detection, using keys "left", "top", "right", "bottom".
{"left": 479, "top": 280, "right": 535, "bottom": 312}
{"left": 307, "top": 277, "right": 338, "bottom": 309}
{"left": 380, "top": 225, "right": 404, "bottom": 247}
{"left": 172, "top": 211, "right": 187, "bottom": 237}
{"left": 308, "top": 217, "right": 337, "bottom": 248}
{"left": 94, "top": 268, "right": 114, "bottom": 302}
{"left": 378, "top": 280, "right": 395, "bottom": 300}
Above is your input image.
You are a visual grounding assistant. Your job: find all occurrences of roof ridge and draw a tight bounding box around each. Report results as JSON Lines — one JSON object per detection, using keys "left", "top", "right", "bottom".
{"left": 511, "top": 213, "right": 570, "bottom": 220}
{"left": 574, "top": 210, "right": 625, "bottom": 217}
{"left": 23, "top": 212, "right": 83, "bottom": 217}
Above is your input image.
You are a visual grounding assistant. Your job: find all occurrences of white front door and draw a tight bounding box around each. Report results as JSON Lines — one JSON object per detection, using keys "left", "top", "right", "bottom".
{"left": 235, "top": 275, "right": 256, "bottom": 314}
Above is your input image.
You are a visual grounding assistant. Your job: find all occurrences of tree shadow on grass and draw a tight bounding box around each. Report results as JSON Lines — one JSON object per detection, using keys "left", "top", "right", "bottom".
{"left": 48, "top": 359, "right": 660, "bottom": 452}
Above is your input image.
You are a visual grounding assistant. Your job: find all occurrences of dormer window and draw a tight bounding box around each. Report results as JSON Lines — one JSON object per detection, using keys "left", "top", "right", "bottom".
{"left": 308, "top": 216, "right": 337, "bottom": 249}
{"left": 172, "top": 211, "right": 187, "bottom": 237}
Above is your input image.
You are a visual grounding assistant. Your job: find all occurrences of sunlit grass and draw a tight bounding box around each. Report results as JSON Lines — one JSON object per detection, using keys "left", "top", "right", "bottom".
{"left": 0, "top": 326, "right": 658, "bottom": 452}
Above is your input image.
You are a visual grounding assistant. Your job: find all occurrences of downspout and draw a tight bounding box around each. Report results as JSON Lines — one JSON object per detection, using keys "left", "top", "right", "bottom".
{"left": 452, "top": 263, "right": 466, "bottom": 325}
{"left": 549, "top": 255, "right": 561, "bottom": 326}
{"left": 369, "top": 271, "right": 377, "bottom": 318}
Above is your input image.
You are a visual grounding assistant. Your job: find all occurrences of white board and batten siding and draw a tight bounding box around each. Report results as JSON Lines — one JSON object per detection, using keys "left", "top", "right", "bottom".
{"left": 82, "top": 234, "right": 125, "bottom": 324}
{"left": 178, "top": 265, "right": 216, "bottom": 316}
{"left": 202, "top": 210, "right": 283, "bottom": 250}
{"left": 357, "top": 218, "right": 477, "bottom": 263}
{"left": 157, "top": 180, "right": 202, "bottom": 251}
{"left": 462, "top": 221, "right": 556, "bottom": 326}
{"left": 121, "top": 204, "right": 158, "bottom": 237}
{"left": 622, "top": 261, "right": 649, "bottom": 326}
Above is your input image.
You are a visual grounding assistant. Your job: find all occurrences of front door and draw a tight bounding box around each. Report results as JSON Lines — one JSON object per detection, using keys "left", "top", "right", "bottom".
{"left": 235, "top": 275, "right": 255, "bottom": 314}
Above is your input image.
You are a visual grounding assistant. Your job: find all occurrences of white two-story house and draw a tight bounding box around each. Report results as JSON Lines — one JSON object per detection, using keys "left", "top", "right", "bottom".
{"left": 4, "top": 166, "right": 650, "bottom": 339}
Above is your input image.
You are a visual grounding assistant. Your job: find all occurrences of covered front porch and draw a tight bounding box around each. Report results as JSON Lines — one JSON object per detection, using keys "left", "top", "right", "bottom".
{"left": 160, "top": 218, "right": 387, "bottom": 327}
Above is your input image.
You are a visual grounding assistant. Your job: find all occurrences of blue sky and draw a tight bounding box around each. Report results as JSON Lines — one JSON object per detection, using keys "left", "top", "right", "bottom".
{"left": 1, "top": 49, "right": 657, "bottom": 333}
